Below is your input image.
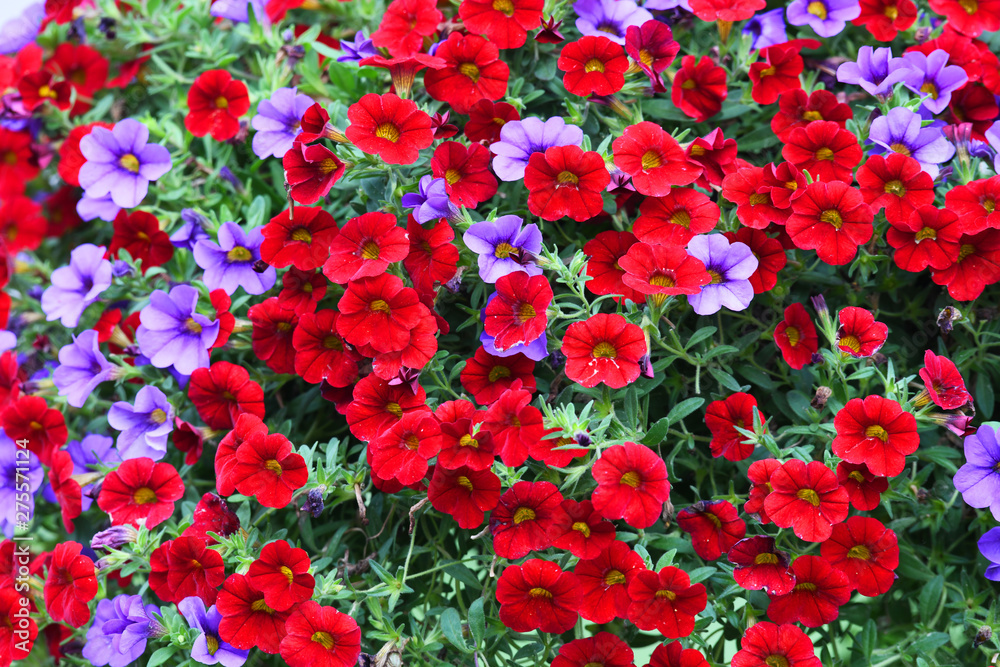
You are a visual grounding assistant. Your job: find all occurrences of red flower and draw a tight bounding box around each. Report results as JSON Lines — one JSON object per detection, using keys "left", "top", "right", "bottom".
{"left": 325, "top": 213, "right": 408, "bottom": 285}
{"left": 858, "top": 154, "right": 935, "bottom": 224}
{"left": 217, "top": 573, "right": 290, "bottom": 653}
{"left": 0, "top": 588, "right": 36, "bottom": 662}
{"left": 626, "top": 566, "right": 707, "bottom": 638}
{"left": 524, "top": 145, "right": 610, "bottom": 221}
{"left": 549, "top": 499, "right": 616, "bottom": 560}
{"left": 482, "top": 384, "right": 545, "bottom": 466}
{"left": 625, "top": 21, "right": 679, "bottom": 91}
{"left": 927, "top": 0, "right": 1000, "bottom": 36}
{"left": 460, "top": 346, "right": 536, "bottom": 405}
{"left": 216, "top": 414, "right": 268, "bottom": 497}
{"left": 731, "top": 622, "right": 822, "bottom": 667}
{"left": 173, "top": 417, "right": 207, "bottom": 468}
{"left": 887, "top": 204, "right": 963, "bottom": 272}
{"left": 677, "top": 500, "right": 746, "bottom": 560}
{"left": 346, "top": 374, "right": 428, "bottom": 442}
{"left": 552, "top": 632, "right": 634, "bottom": 667}
{"left": 773, "top": 302, "right": 818, "bottom": 370}
{"left": 496, "top": 559, "right": 581, "bottom": 633}
{"left": 727, "top": 536, "right": 795, "bottom": 595}
{"left": 279, "top": 268, "right": 327, "bottom": 315}
{"left": 948, "top": 83, "right": 999, "bottom": 138}
{"left": 425, "top": 33, "right": 510, "bottom": 115}
{"left": 279, "top": 601, "right": 361, "bottom": 667}
{"left": 853, "top": 0, "right": 917, "bottom": 39}
{"left": 771, "top": 89, "right": 852, "bottom": 143}
{"left": 932, "top": 229, "right": 1000, "bottom": 301}
{"left": 782, "top": 121, "right": 862, "bottom": 183}
{"left": 283, "top": 141, "right": 345, "bottom": 205}
{"left": 189, "top": 361, "right": 266, "bottom": 430}
{"left": 370, "top": 0, "right": 443, "bottom": 58}
{"left": 558, "top": 36, "right": 628, "bottom": 97}
{"left": 185, "top": 69, "right": 250, "bottom": 140}
{"left": 920, "top": 349, "right": 972, "bottom": 409}
{"left": 0, "top": 129, "right": 38, "bottom": 197}
{"left": 645, "top": 642, "right": 710, "bottom": 667}
{"left": 58, "top": 122, "right": 114, "bottom": 187}
{"left": 233, "top": 431, "right": 308, "bottom": 508}
{"left": 358, "top": 53, "right": 446, "bottom": 99}
{"left": 489, "top": 480, "right": 564, "bottom": 559}
{"left": 18, "top": 70, "right": 72, "bottom": 111}
{"left": 436, "top": 415, "right": 494, "bottom": 471}
{"left": 181, "top": 493, "right": 241, "bottom": 544}
{"left": 574, "top": 540, "right": 645, "bottom": 623}
{"left": 2, "top": 396, "right": 67, "bottom": 465}
{"left": 404, "top": 216, "right": 459, "bottom": 292}
{"left": 592, "top": 441, "right": 670, "bottom": 529}
{"left": 431, "top": 141, "right": 497, "bottom": 207}
{"left": 704, "top": 393, "right": 765, "bottom": 462}
{"left": 345, "top": 93, "right": 433, "bottom": 165}
{"left": 248, "top": 297, "right": 299, "bottom": 375}
{"left": 149, "top": 536, "right": 225, "bottom": 605}
{"left": 248, "top": 540, "right": 315, "bottom": 612}
{"left": 292, "top": 310, "right": 359, "bottom": 387}
{"left": 44, "top": 44, "right": 108, "bottom": 115}
{"left": 47, "top": 450, "right": 82, "bottom": 533}
{"left": 261, "top": 206, "right": 338, "bottom": 270}
{"left": 944, "top": 175, "right": 1000, "bottom": 234}
{"left": 0, "top": 196, "right": 46, "bottom": 255}
{"left": 97, "top": 458, "right": 184, "bottom": 528}
{"left": 763, "top": 459, "right": 849, "bottom": 542}
{"left": 832, "top": 395, "right": 918, "bottom": 478}
{"left": 427, "top": 464, "right": 502, "bottom": 529}
{"left": 107, "top": 209, "right": 174, "bottom": 271}
{"left": 745, "top": 458, "right": 781, "bottom": 523}
{"left": 336, "top": 273, "right": 422, "bottom": 353}
{"left": 672, "top": 55, "right": 727, "bottom": 123}
{"left": 721, "top": 167, "right": 791, "bottom": 229}
{"left": 43, "top": 186, "right": 83, "bottom": 238}
{"left": 561, "top": 313, "right": 647, "bottom": 389}
{"left": 43, "top": 541, "right": 97, "bottom": 627}
{"left": 530, "top": 430, "right": 588, "bottom": 468}
{"left": 749, "top": 46, "right": 803, "bottom": 106}
{"left": 484, "top": 272, "right": 552, "bottom": 351}
{"left": 837, "top": 462, "right": 888, "bottom": 511}
{"left": 634, "top": 189, "right": 719, "bottom": 245}
{"left": 786, "top": 180, "right": 874, "bottom": 266}
{"left": 583, "top": 231, "right": 645, "bottom": 304}
{"left": 836, "top": 306, "right": 888, "bottom": 357}
{"left": 612, "top": 121, "right": 700, "bottom": 196}
{"left": 370, "top": 411, "right": 441, "bottom": 484}
{"left": 820, "top": 516, "right": 899, "bottom": 597}
{"left": 766, "top": 555, "right": 850, "bottom": 627}
{"left": 458, "top": 0, "right": 543, "bottom": 49}
{"left": 465, "top": 99, "right": 520, "bottom": 144}
{"left": 209, "top": 290, "right": 235, "bottom": 349}
{"left": 689, "top": 0, "right": 764, "bottom": 20}
{"left": 686, "top": 127, "right": 739, "bottom": 189}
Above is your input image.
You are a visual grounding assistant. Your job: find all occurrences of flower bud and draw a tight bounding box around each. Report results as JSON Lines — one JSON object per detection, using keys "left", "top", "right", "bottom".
{"left": 91, "top": 525, "right": 139, "bottom": 551}
{"left": 974, "top": 625, "right": 993, "bottom": 648}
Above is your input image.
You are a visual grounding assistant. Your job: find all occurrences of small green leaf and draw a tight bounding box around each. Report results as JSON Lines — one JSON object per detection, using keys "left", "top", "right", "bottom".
{"left": 918, "top": 575, "right": 944, "bottom": 623}
{"left": 468, "top": 598, "right": 486, "bottom": 647}
{"left": 440, "top": 607, "right": 472, "bottom": 653}
{"left": 641, "top": 416, "right": 672, "bottom": 446}
{"left": 665, "top": 397, "right": 705, "bottom": 426}
{"left": 147, "top": 646, "right": 177, "bottom": 667}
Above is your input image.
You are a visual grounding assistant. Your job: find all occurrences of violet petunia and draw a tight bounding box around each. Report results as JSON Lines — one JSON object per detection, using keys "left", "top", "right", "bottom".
{"left": 0, "top": 430, "right": 41, "bottom": 538}
{"left": 210, "top": 0, "right": 268, "bottom": 24}
{"left": 979, "top": 527, "right": 1000, "bottom": 581}
{"left": 867, "top": 107, "right": 955, "bottom": 178}
{"left": 901, "top": 49, "right": 969, "bottom": 115}
{"left": 0, "top": 331, "right": 14, "bottom": 353}
{"left": 170, "top": 209, "right": 211, "bottom": 251}
{"left": 78, "top": 119, "right": 172, "bottom": 209}
{"left": 836, "top": 46, "right": 913, "bottom": 99}
{"left": 643, "top": 0, "right": 692, "bottom": 10}
{"left": 251, "top": 87, "right": 314, "bottom": 159}
{"left": 193, "top": 221, "right": 276, "bottom": 296}
{"left": 490, "top": 116, "right": 584, "bottom": 182}
{"left": 573, "top": 0, "right": 653, "bottom": 45}
{"left": 338, "top": 31, "right": 378, "bottom": 63}
{"left": 686, "top": 234, "right": 758, "bottom": 316}
{"left": 402, "top": 175, "right": 456, "bottom": 224}
{"left": 954, "top": 423, "right": 1000, "bottom": 521}
{"left": 135, "top": 284, "right": 220, "bottom": 376}
{"left": 786, "top": 0, "right": 860, "bottom": 37}
{"left": 463, "top": 215, "right": 543, "bottom": 283}
{"left": 743, "top": 7, "right": 787, "bottom": 49}
{"left": 76, "top": 192, "right": 121, "bottom": 223}
{"left": 108, "top": 385, "right": 174, "bottom": 461}
{"left": 53, "top": 329, "right": 115, "bottom": 408}
{"left": 178, "top": 596, "right": 249, "bottom": 667}
{"left": 0, "top": 1, "right": 44, "bottom": 55}
{"left": 82, "top": 594, "right": 166, "bottom": 667}
{"left": 40, "top": 243, "right": 114, "bottom": 328}
{"left": 986, "top": 121, "right": 1000, "bottom": 173}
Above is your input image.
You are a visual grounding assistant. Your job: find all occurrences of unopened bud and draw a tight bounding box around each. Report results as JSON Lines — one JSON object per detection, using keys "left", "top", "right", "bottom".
{"left": 811, "top": 386, "right": 832, "bottom": 411}
{"left": 91, "top": 525, "right": 139, "bottom": 551}
{"left": 974, "top": 625, "right": 993, "bottom": 648}
{"left": 302, "top": 487, "right": 325, "bottom": 518}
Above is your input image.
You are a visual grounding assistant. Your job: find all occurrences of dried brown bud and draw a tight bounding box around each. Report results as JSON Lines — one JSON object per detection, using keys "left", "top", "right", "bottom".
{"left": 974, "top": 625, "right": 993, "bottom": 648}
{"left": 811, "top": 386, "right": 832, "bottom": 411}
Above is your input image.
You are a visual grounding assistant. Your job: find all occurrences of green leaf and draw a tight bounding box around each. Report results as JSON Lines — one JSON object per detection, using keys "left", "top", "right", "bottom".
{"left": 918, "top": 575, "right": 944, "bottom": 623}
{"left": 665, "top": 397, "right": 705, "bottom": 426}
{"left": 685, "top": 327, "right": 717, "bottom": 350}
{"left": 146, "top": 646, "right": 177, "bottom": 667}
{"left": 245, "top": 195, "right": 268, "bottom": 229}
{"left": 624, "top": 386, "right": 640, "bottom": 429}
{"left": 977, "top": 374, "right": 995, "bottom": 420}
{"left": 907, "top": 633, "right": 950, "bottom": 656}
{"left": 440, "top": 607, "right": 472, "bottom": 653}
{"left": 444, "top": 563, "right": 483, "bottom": 589}
{"left": 468, "top": 597, "right": 485, "bottom": 647}
{"left": 857, "top": 619, "right": 877, "bottom": 659}
{"left": 641, "top": 416, "right": 672, "bottom": 446}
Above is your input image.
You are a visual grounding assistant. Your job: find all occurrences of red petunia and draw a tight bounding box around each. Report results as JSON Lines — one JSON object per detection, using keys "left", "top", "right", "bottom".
{"left": 720, "top": 166, "right": 792, "bottom": 229}
{"left": 766, "top": 555, "right": 851, "bottom": 627}
{"left": 853, "top": 0, "right": 917, "bottom": 40}
{"left": 484, "top": 271, "right": 552, "bottom": 351}
{"left": 336, "top": 273, "right": 422, "bottom": 353}
{"left": 836, "top": 306, "right": 888, "bottom": 357}
{"left": 612, "top": 121, "right": 701, "bottom": 196}
{"left": 731, "top": 622, "right": 822, "bottom": 667}
{"left": 47, "top": 450, "right": 82, "bottom": 533}
{"left": 677, "top": 500, "right": 746, "bottom": 561}
{"left": 530, "top": 430, "right": 588, "bottom": 468}
{"left": 763, "top": 459, "right": 849, "bottom": 543}
{"left": 887, "top": 205, "right": 962, "bottom": 272}
{"left": 459, "top": 0, "right": 543, "bottom": 50}
{"left": 2, "top": 396, "right": 67, "bottom": 465}
{"left": 944, "top": 175, "right": 1000, "bottom": 234}
{"left": 745, "top": 458, "right": 782, "bottom": 523}
{"left": 496, "top": 559, "right": 581, "bottom": 634}
{"left": 727, "top": 536, "right": 795, "bottom": 595}
{"left": 591, "top": 441, "right": 670, "bottom": 529}
{"left": 705, "top": 393, "right": 765, "bottom": 462}
{"left": 574, "top": 540, "right": 646, "bottom": 624}
{"left": 371, "top": 0, "right": 443, "bottom": 58}
{"left": 672, "top": 55, "right": 727, "bottom": 124}
{"left": 482, "top": 384, "right": 545, "bottom": 466}
{"left": 427, "top": 464, "right": 502, "bottom": 529}
{"left": 292, "top": 309, "right": 358, "bottom": 386}
{"left": 771, "top": 89, "right": 852, "bottom": 143}
{"left": 404, "top": 216, "right": 459, "bottom": 292}
{"left": 634, "top": 188, "right": 719, "bottom": 245}
{"left": 624, "top": 21, "right": 679, "bottom": 91}
{"left": 782, "top": 121, "right": 862, "bottom": 183}
{"left": 358, "top": 53, "right": 446, "bottom": 99}
{"left": 248, "top": 297, "right": 299, "bottom": 375}
{"left": 932, "top": 229, "right": 1000, "bottom": 301}
{"left": 43, "top": 186, "right": 83, "bottom": 237}
{"left": 181, "top": 493, "right": 241, "bottom": 544}
{"left": 524, "top": 145, "right": 610, "bottom": 221}
{"left": 185, "top": 69, "right": 250, "bottom": 141}
{"left": 43, "top": 542, "right": 97, "bottom": 627}
{"left": 188, "top": 361, "right": 266, "bottom": 430}
{"left": 44, "top": 43, "right": 108, "bottom": 116}
{"left": 927, "top": 0, "right": 1000, "bottom": 36}
{"left": 465, "top": 99, "right": 520, "bottom": 144}
{"left": 773, "top": 302, "right": 818, "bottom": 370}
{"left": 832, "top": 395, "right": 918, "bottom": 478}
{"left": 820, "top": 516, "right": 899, "bottom": 597}
{"left": 583, "top": 231, "right": 645, "bottom": 304}
{"left": 97, "top": 457, "right": 185, "bottom": 528}
{"left": 460, "top": 346, "right": 536, "bottom": 405}
{"left": 0, "top": 129, "right": 38, "bottom": 197}
{"left": 431, "top": 141, "right": 497, "bottom": 207}
{"left": 489, "top": 480, "right": 564, "bottom": 559}
{"left": 248, "top": 540, "right": 315, "bottom": 612}
{"left": 626, "top": 566, "right": 707, "bottom": 638}
{"left": 689, "top": 0, "right": 764, "bottom": 20}
{"left": 279, "top": 601, "right": 361, "bottom": 667}
{"left": 346, "top": 374, "right": 428, "bottom": 442}
{"left": 645, "top": 641, "right": 710, "bottom": 667}
{"left": 425, "top": 33, "right": 510, "bottom": 115}
{"left": 548, "top": 499, "right": 616, "bottom": 560}
{"left": 837, "top": 462, "right": 889, "bottom": 511}
{"left": 786, "top": 180, "right": 874, "bottom": 266}
{"left": 558, "top": 36, "right": 628, "bottom": 97}
{"left": 1, "top": 587, "right": 36, "bottom": 662}
{"left": 749, "top": 45, "right": 803, "bottom": 106}
{"left": 561, "top": 313, "right": 647, "bottom": 389}
{"left": 108, "top": 209, "right": 174, "bottom": 271}
{"left": 18, "top": 70, "right": 72, "bottom": 111}
{"left": 859, "top": 154, "right": 935, "bottom": 224}
{"left": 552, "top": 632, "right": 634, "bottom": 667}
{"left": 217, "top": 572, "right": 290, "bottom": 654}
{"left": 0, "top": 196, "right": 45, "bottom": 253}
{"left": 283, "top": 141, "right": 346, "bottom": 205}
{"left": 325, "top": 212, "right": 408, "bottom": 285}
{"left": 369, "top": 410, "right": 441, "bottom": 484}
{"left": 345, "top": 93, "right": 433, "bottom": 165}
{"left": 149, "top": 536, "right": 226, "bottom": 605}
{"left": 233, "top": 430, "right": 308, "bottom": 508}
{"left": 278, "top": 268, "right": 327, "bottom": 315}
{"left": 686, "top": 127, "right": 739, "bottom": 189}
{"left": 216, "top": 414, "right": 268, "bottom": 497}
{"left": 919, "top": 349, "right": 972, "bottom": 410}
{"left": 261, "top": 206, "right": 338, "bottom": 270}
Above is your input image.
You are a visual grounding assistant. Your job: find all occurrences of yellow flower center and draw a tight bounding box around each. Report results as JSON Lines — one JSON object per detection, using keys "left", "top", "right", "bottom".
{"left": 604, "top": 570, "right": 625, "bottom": 585}
{"left": 814, "top": 147, "right": 834, "bottom": 161}
{"left": 185, "top": 318, "right": 203, "bottom": 334}
{"left": 457, "top": 475, "right": 474, "bottom": 490}
{"left": 386, "top": 402, "right": 403, "bottom": 418}
{"left": 215, "top": 95, "right": 229, "bottom": 109}
{"left": 404, "top": 435, "right": 420, "bottom": 450}
{"left": 206, "top": 635, "right": 220, "bottom": 655}
{"left": 915, "top": 227, "right": 937, "bottom": 241}
{"left": 820, "top": 209, "right": 843, "bottom": 229}
{"left": 754, "top": 552, "right": 779, "bottom": 565}
{"left": 459, "top": 62, "right": 481, "bottom": 82}
{"left": 280, "top": 565, "right": 295, "bottom": 584}
{"left": 251, "top": 599, "right": 275, "bottom": 613}
{"left": 133, "top": 487, "right": 157, "bottom": 505}
{"left": 494, "top": 242, "right": 515, "bottom": 258}
{"left": 150, "top": 409, "right": 167, "bottom": 424}
{"left": 641, "top": 149, "right": 663, "bottom": 170}
{"left": 670, "top": 210, "right": 692, "bottom": 228}
{"left": 958, "top": 244, "right": 975, "bottom": 262}
{"left": 655, "top": 589, "right": 677, "bottom": 600}
{"left": 649, "top": 273, "right": 676, "bottom": 288}
{"left": 39, "top": 85, "right": 56, "bottom": 99}
{"left": 765, "top": 655, "right": 791, "bottom": 667}
{"left": 517, "top": 303, "right": 537, "bottom": 322}
{"left": 802, "top": 110, "right": 823, "bottom": 121}
{"left": 620, "top": 471, "right": 640, "bottom": 488}
{"left": 785, "top": 326, "right": 801, "bottom": 347}
{"left": 889, "top": 142, "right": 911, "bottom": 157}
{"left": 883, "top": 179, "right": 905, "bottom": 196}
{"left": 796, "top": 488, "right": 821, "bottom": 507}
{"left": 592, "top": 342, "right": 617, "bottom": 358}
{"left": 492, "top": 0, "right": 515, "bottom": 15}
{"left": 959, "top": 0, "right": 978, "bottom": 13}
{"left": 919, "top": 82, "right": 938, "bottom": 99}
{"left": 884, "top": 4, "right": 898, "bottom": 18}
{"left": 265, "top": 459, "right": 283, "bottom": 475}
{"left": 323, "top": 335, "right": 343, "bottom": 351}
{"left": 585, "top": 58, "right": 605, "bottom": 73}
{"left": 638, "top": 49, "right": 653, "bottom": 66}
{"left": 227, "top": 246, "right": 252, "bottom": 262}
{"left": 760, "top": 66, "right": 777, "bottom": 77}
{"left": 680, "top": 79, "right": 696, "bottom": 90}
{"left": 839, "top": 334, "right": 861, "bottom": 353}
{"left": 864, "top": 424, "right": 889, "bottom": 441}
{"left": 795, "top": 582, "right": 817, "bottom": 592}
{"left": 488, "top": 365, "right": 511, "bottom": 382}
{"left": 459, "top": 434, "right": 478, "bottom": 448}
{"left": 445, "top": 168, "right": 462, "bottom": 185}
{"left": 848, "top": 471, "right": 865, "bottom": 483}
{"left": 119, "top": 153, "right": 141, "bottom": 173}
{"left": 375, "top": 123, "right": 401, "bottom": 143}
{"left": 848, "top": 544, "right": 872, "bottom": 560}
{"left": 557, "top": 171, "right": 579, "bottom": 185}
{"left": 513, "top": 507, "right": 536, "bottom": 524}
{"left": 370, "top": 299, "right": 391, "bottom": 313}
{"left": 572, "top": 521, "right": 591, "bottom": 537}
{"left": 707, "top": 269, "right": 724, "bottom": 284}
{"left": 311, "top": 631, "right": 336, "bottom": 649}
{"left": 806, "top": 0, "right": 828, "bottom": 18}
{"left": 528, "top": 587, "right": 552, "bottom": 598}
{"left": 361, "top": 241, "right": 380, "bottom": 260}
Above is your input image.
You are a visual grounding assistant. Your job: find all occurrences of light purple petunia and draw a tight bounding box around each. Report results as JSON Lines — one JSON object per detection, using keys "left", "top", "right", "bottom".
{"left": 686, "top": 234, "right": 758, "bottom": 316}
{"left": 82, "top": 594, "right": 166, "bottom": 667}
{"left": 979, "top": 527, "right": 1000, "bottom": 581}
{"left": 490, "top": 116, "right": 584, "bottom": 182}
{"left": 53, "top": 329, "right": 115, "bottom": 408}
{"left": 178, "top": 596, "right": 249, "bottom": 667}
{"left": 901, "top": 50, "right": 969, "bottom": 115}
{"left": 573, "top": 0, "right": 652, "bottom": 44}
{"left": 338, "top": 31, "right": 378, "bottom": 63}
{"left": 210, "top": 0, "right": 268, "bottom": 24}
{"left": 0, "top": 1, "right": 44, "bottom": 55}
{"left": 836, "top": 46, "right": 912, "bottom": 99}
{"left": 76, "top": 192, "right": 121, "bottom": 223}
{"left": 135, "top": 284, "right": 221, "bottom": 375}
{"left": 170, "top": 209, "right": 211, "bottom": 251}
{"left": 743, "top": 7, "right": 787, "bottom": 49}
{"left": 867, "top": 107, "right": 955, "bottom": 178}
{"left": 108, "top": 385, "right": 174, "bottom": 461}
{"left": 643, "top": 0, "right": 692, "bottom": 10}
{"left": 954, "top": 423, "right": 1000, "bottom": 521}
{"left": 786, "top": 0, "right": 860, "bottom": 37}
{"left": 0, "top": 331, "right": 14, "bottom": 353}
{"left": 402, "top": 175, "right": 456, "bottom": 224}
{"left": 66, "top": 434, "right": 120, "bottom": 512}
{"left": 463, "top": 215, "right": 543, "bottom": 283}
{"left": 0, "top": 430, "right": 41, "bottom": 538}
{"left": 78, "top": 119, "right": 172, "bottom": 209}
{"left": 251, "top": 87, "right": 314, "bottom": 159}
{"left": 40, "top": 243, "right": 114, "bottom": 328}
{"left": 985, "top": 121, "right": 1000, "bottom": 173}
{"left": 193, "top": 221, "right": 276, "bottom": 296}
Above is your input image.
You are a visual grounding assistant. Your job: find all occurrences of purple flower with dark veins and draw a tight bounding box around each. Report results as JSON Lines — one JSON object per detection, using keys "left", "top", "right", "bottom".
{"left": 178, "top": 596, "right": 249, "bottom": 667}
{"left": 836, "top": 46, "right": 912, "bottom": 99}
{"left": 573, "top": 0, "right": 653, "bottom": 44}
{"left": 108, "top": 385, "right": 174, "bottom": 461}
{"left": 402, "top": 175, "right": 456, "bottom": 224}
{"left": 78, "top": 119, "right": 172, "bottom": 209}
{"left": 954, "top": 423, "right": 1000, "bottom": 521}
{"left": 742, "top": 7, "right": 788, "bottom": 49}
{"left": 685, "top": 234, "right": 758, "bottom": 316}
{"left": 901, "top": 50, "right": 969, "bottom": 115}
{"left": 338, "top": 31, "right": 378, "bottom": 63}
{"left": 786, "top": 0, "right": 860, "bottom": 37}
{"left": 867, "top": 107, "right": 955, "bottom": 178}
{"left": 135, "top": 284, "right": 220, "bottom": 375}
{"left": 490, "top": 116, "right": 584, "bottom": 182}
{"left": 463, "top": 215, "right": 543, "bottom": 283}
{"left": 41, "top": 243, "right": 114, "bottom": 328}
{"left": 82, "top": 594, "right": 166, "bottom": 667}
{"left": 53, "top": 329, "right": 118, "bottom": 408}
{"left": 194, "top": 221, "right": 276, "bottom": 296}
{"left": 251, "top": 87, "right": 314, "bottom": 159}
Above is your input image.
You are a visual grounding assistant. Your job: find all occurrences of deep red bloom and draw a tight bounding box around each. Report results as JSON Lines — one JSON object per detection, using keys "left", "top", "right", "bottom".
{"left": 108, "top": 210, "right": 174, "bottom": 271}
{"left": 782, "top": 121, "right": 862, "bottom": 183}
{"left": 149, "top": 536, "right": 225, "bottom": 605}
{"left": 771, "top": 89, "right": 852, "bottom": 143}
{"left": 279, "top": 601, "right": 361, "bottom": 667}
{"left": 551, "top": 632, "right": 634, "bottom": 667}
{"left": 216, "top": 414, "right": 268, "bottom": 497}
{"left": 369, "top": 411, "right": 442, "bottom": 484}
{"left": 403, "top": 216, "right": 459, "bottom": 292}
{"left": 766, "top": 555, "right": 850, "bottom": 627}
{"left": 927, "top": 0, "right": 1000, "bottom": 36}
{"left": 425, "top": 33, "right": 510, "bottom": 115}
{"left": 481, "top": 383, "right": 545, "bottom": 466}
{"left": 261, "top": 206, "right": 338, "bottom": 270}
{"left": 626, "top": 566, "right": 707, "bottom": 638}
{"left": 427, "top": 464, "right": 502, "bottom": 529}
{"left": 345, "top": 374, "right": 428, "bottom": 442}
{"left": 689, "top": 0, "right": 764, "bottom": 20}
{"left": 233, "top": 431, "right": 308, "bottom": 508}
{"left": 336, "top": 273, "right": 422, "bottom": 353}
{"left": 745, "top": 458, "right": 781, "bottom": 524}
{"left": 216, "top": 573, "right": 290, "bottom": 654}
{"left": 574, "top": 540, "right": 645, "bottom": 623}
{"left": 731, "top": 622, "right": 822, "bottom": 667}
{"left": 44, "top": 44, "right": 108, "bottom": 115}
{"left": 583, "top": 231, "right": 646, "bottom": 304}
{"left": 247, "top": 540, "right": 315, "bottom": 612}
{"left": 836, "top": 307, "right": 888, "bottom": 357}
{"left": 634, "top": 188, "right": 719, "bottom": 245}
{"left": 548, "top": 499, "right": 616, "bottom": 560}
{"left": 562, "top": 313, "right": 647, "bottom": 389}
{"left": 832, "top": 395, "right": 918, "bottom": 478}
{"left": 0, "top": 587, "right": 36, "bottom": 662}
{"left": 370, "top": 0, "right": 443, "bottom": 57}
{"left": 625, "top": 20, "right": 679, "bottom": 91}
{"left": 283, "top": 141, "right": 345, "bottom": 205}
{"left": 278, "top": 268, "right": 327, "bottom": 315}
{"left": 721, "top": 167, "right": 792, "bottom": 229}
{"left": 97, "top": 458, "right": 184, "bottom": 528}
{"left": 858, "top": 154, "right": 935, "bottom": 224}
{"left": 919, "top": 350, "right": 972, "bottom": 409}
{"left": 209, "top": 289, "right": 235, "bottom": 349}
{"left": 18, "top": 70, "right": 72, "bottom": 111}
{"left": 48, "top": 450, "right": 82, "bottom": 533}
{"left": 0, "top": 129, "right": 37, "bottom": 197}
{"left": 932, "top": 229, "right": 1000, "bottom": 301}
{"left": 292, "top": 310, "right": 358, "bottom": 386}
{"left": 727, "top": 536, "right": 795, "bottom": 595}
{"left": 524, "top": 145, "right": 610, "bottom": 221}
{"left": 2, "top": 396, "right": 67, "bottom": 465}
{"left": 853, "top": 0, "right": 917, "bottom": 39}
{"left": 169, "top": 418, "right": 205, "bottom": 466}
{"left": 496, "top": 559, "right": 581, "bottom": 633}
{"left": 181, "top": 493, "right": 241, "bottom": 544}
{"left": 459, "top": 0, "right": 543, "bottom": 49}
{"left": 185, "top": 69, "right": 250, "bottom": 140}
{"left": 484, "top": 272, "right": 552, "bottom": 351}
{"left": 0, "top": 196, "right": 47, "bottom": 254}
{"left": 325, "top": 212, "right": 408, "bottom": 284}
{"left": 489, "top": 480, "right": 564, "bottom": 559}
{"left": 947, "top": 83, "right": 999, "bottom": 138}
{"left": 248, "top": 297, "right": 299, "bottom": 375}
{"left": 944, "top": 175, "right": 1000, "bottom": 234}
{"left": 189, "top": 361, "right": 266, "bottom": 430}
{"left": 530, "top": 430, "right": 588, "bottom": 468}
{"left": 431, "top": 141, "right": 497, "bottom": 207}
{"left": 786, "top": 180, "right": 874, "bottom": 265}
{"left": 704, "top": 393, "right": 765, "bottom": 462}
{"left": 749, "top": 46, "right": 803, "bottom": 106}
{"left": 346, "top": 93, "right": 433, "bottom": 165}
{"left": 465, "top": 99, "right": 521, "bottom": 144}
{"left": 837, "top": 462, "right": 889, "bottom": 511}
{"left": 43, "top": 542, "right": 97, "bottom": 627}
{"left": 460, "top": 346, "right": 536, "bottom": 405}
{"left": 773, "top": 302, "right": 818, "bottom": 370}
{"left": 592, "top": 441, "right": 670, "bottom": 529}
{"left": 612, "top": 121, "right": 700, "bottom": 196}
{"left": 686, "top": 127, "right": 739, "bottom": 189}
{"left": 672, "top": 55, "right": 727, "bottom": 123}
{"left": 646, "top": 641, "right": 710, "bottom": 667}
{"left": 677, "top": 500, "right": 746, "bottom": 560}
{"left": 887, "top": 205, "right": 962, "bottom": 272}
{"left": 820, "top": 516, "right": 899, "bottom": 597}
{"left": 43, "top": 186, "right": 83, "bottom": 237}
{"left": 558, "top": 36, "right": 628, "bottom": 97}
{"left": 358, "top": 53, "right": 446, "bottom": 99}
{"left": 763, "top": 459, "right": 849, "bottom": 543}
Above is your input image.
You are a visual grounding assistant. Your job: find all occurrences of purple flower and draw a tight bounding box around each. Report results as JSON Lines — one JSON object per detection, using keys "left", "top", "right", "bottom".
{"left": 251, "top": 87, "right": 314, "bottom": 159}
{"left": 867, "top": 107, "right": 955, "bottom": 178}
{"left": 210, "top": 0, "right": 268, "bottom": 24}
{"left": 193, "top": 222, "right": 276, "bottom": 296}
{"left": 685, "top": 234, "right": 758, "bottom": 316}
{"left": 643, "top": 0, "right": 692, "bottom": 10}
{"left": 490, "top": 116, "right": 584, "bottom": 182}
{"left": 108, "top": 386, "right": 174, "bottom": 461}
{"left": 178, "top": 596, "right": 249, "bottom": 667}
{"left": 985, "top": 121, "right": 1000, "bottom": 172}
{"left": 902, "top": 50, "right": 969, "bottom": 115}
{"left": 743, "top": 8, "right": 787, "bottom": 49}
{"left": 135, "top": 284, "right": 220, "bottom": 375}
{"left": 82, "top": 594, "right": 166, "bottom": 667}
{"left": 171, "top": 209, "right": 211, "bottom": 251}
{"left": 0, "top": 331, "right": 14, "bottom": 353}
{"left": 41, "top": 243, "right": 113, "bottom": 327}
{"left": 91, "top": 524, "right": 139, "bottom": 551}
{"left": 78, "top": 119, "right": 172, "bottom": 209}
{"left": 53, "top": 329, "right": 115, "bottom": 408}
{"left": 0, "top": 1, "right": 44, "bottom": 55}
{"left": 76, "top": 192, "right": 121, "bottom": 222}
{"left": 573, "top": 0, "right": 652, "bottom": 44}
{"left": 0, "top": 430, "right": 41, "bottom": 538}
{"left": 836, "top": 46, "right": 912, "bottom": 98}
{"left": 402, "top": 175, "right": 456, "bottom": 224}
{"left": 954, "top": 423, "right": 1000, "bottom": 520}
{"left": 786, "top": 0, "right": 860, "bottom": 37}
{"left": 463, "top": 215, "right": 543, "bottom": 283}
{"left": 979, "top": 527, "right": 1000, "bottom": 581}
{"left": 66, "top": 434, "right": 119, "bottom": 512}
{"left": 338, "top": 31, "right": 378, "bottom": 63}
